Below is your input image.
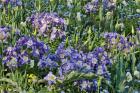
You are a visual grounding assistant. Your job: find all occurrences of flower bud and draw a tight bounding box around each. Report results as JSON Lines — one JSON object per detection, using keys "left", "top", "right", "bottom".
{"left": 77, "top": 12, "right": 81, "bottom": 21}
{"left": 0, "top": 32, "right": 5, "bottom": 41}
{"left": 126, "top": 72, "right": 132, "bottom": 82}
{"left": 134, "top": 70, "right": 140, "bottom": 79}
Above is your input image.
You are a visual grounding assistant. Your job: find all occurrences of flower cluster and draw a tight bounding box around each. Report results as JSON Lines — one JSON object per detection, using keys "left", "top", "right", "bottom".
{"left": 0, "top": 26, "right": 11, "bottom": 42}
{"left": 84, "top": 0, "right": 99, "bottom": 13}
{"left": 102, "top": 32, "right": 134, "bottom": 53}
{"left": 38, "top": 54, "right": 59, "bottom": 69}
{"left": 41, "top": 43, "right": 112, "bottom": 79}
{"left": 44, "top": 72, "right": 57, "bottom": 85}
{"left": 75, "top": 79, "right": 98, "bottom": 92}
{"left": 86, "top": 47, "right": 111, "bottom": 76}
{"left": 102, "top": 0, "right": 116, "bottom": 11}
{"left": 84, "top": 0, "right": 115, "bottom": 13}
{"left": 0, "top": 0, "right": 22, "bottom": 7}
{"left": 2, "top": 36, "right": 49, "bottom": 68}
{"left": 41, "top": 43, "right": 111, "bottom": 92}
{"left": 26, "top": 12, "right": 66, "bottom": 40}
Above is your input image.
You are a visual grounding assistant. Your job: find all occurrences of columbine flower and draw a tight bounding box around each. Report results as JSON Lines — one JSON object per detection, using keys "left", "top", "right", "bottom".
{"left": 75, "top": 79, "right": 99, "bottom": 92}
{"left": 55, "top": 42, "right": 111, "bottom": 80}
{"left": 84, "top": 0, "right": 99, "bottom": 13}
{"left": 93, "top": 79, "right": 98, "bottom": 91}
{"left": 126, "top": 72, "right": 133, "bottom": 82}
{"left": 53, "top": 41, "right": 111, "bottom": 80}
{"left": 38, "top": 54, "right": 58, "bottom": 69}
{"left": 97, "top": 65, "right": 107, "bottom": 75}
{"left": 26, "top": 12, "right": 66, "bottom": 40}
{"left": 0, "top": 0, "right": 22, "bottom": 7}
{"left": 2, "top": 36, "right": 49, "bottom": 68}
{"left": 80, "top": 80, "right": 91, "bottom": 91}
{"left": 61, "top": 91, "right": 65, "bottom": 93}
{"left": 134, "top": 70, "right": 140, "bottom": 79}
{"left": 44, "top": 72, "right": 57, "bottom": 85}
{"left": 0, "top": 26, "right": 11, "bottom": 42}
{"left": 84, "top": 0, "right": 115, "bottom": 14}
{"left": 102, "top": 32, "right": 134, "bottom": 53}
{"left": 6, "top": 57, "right": 18, "bottom": 68}
{"left": 102, "top": 0, "right": 116, "bottom": 11}
{"left": 26, "top": 39, "right": 34, "bottom": 47}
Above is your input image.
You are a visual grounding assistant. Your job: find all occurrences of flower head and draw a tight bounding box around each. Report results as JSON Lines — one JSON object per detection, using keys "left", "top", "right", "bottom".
{"left": 44, "top": 72, "right": 57, "bottom": 85}
{"left": 2, "top": 36, "right": 49, "bottom": 68}
{"left": 102, "top": 32, "right": 134, "bottom": 53}
{"left": 0, "top": 26, "right": 11, "bottom": 42}
{"left": 26, "top": 12, "right": 66, "bottom": 40}
{"left": 0, "top": 0, "right": 22, "bottom": 7}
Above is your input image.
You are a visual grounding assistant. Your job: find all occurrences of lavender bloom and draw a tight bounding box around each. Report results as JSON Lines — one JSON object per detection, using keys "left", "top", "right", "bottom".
{"left": 59, "top": 62, "right": 76, "bottom": 76}
{"left": 38, "top": 54, "right": 59, "bottom": 69}
{"left": 102, "top": 0, "right": 115, "bottom": 11}
{"left": 26, "top": 12, "right": 66, "bottom": 40}
{"left": 56, "top": 45, "right": 85, "bottom": 76}
{"left": 44, "top": 72, "right": 57, "bottom": 85}
{"left": 0, "top": 0, "right": 22, "bottom": 7}
{"left": 84, "top": 0, "right": 115, "bottom": 14}
{"left": 0, "top": 26, "right": 11, "bottom": 42}
{"left": 102, "top": 32, "right": 134, "bottom": 53}
{"left": 84, "top": 0, "right": 99, "bottom": 13}
{"left": 85, "top": 47, "right": 111, "bottom": 78}
{"left": 16, "top": 36, "right": 49, "bottom": 58}
{"left": 36, "top": 43, "right": 112, "bottom": 92}
{"left": 102, "top": 0, "right": 109, "bottom": 10}
{"left": 136, "top": 27, "right": 140, "bottom": 32}
{"left": 55, "top": 43, "right": 111, "bottom": 79}
{"left": 2, "top": 46, "right": 21, "bottom": 68}
{"left": 2, "top": 36, "right": 50, "bottom": 68}
{"left": 80, "top": 80, "right": 91, "bottom": 91}
{"left": 75, "top": 79, "right": 99, "bottom": 92}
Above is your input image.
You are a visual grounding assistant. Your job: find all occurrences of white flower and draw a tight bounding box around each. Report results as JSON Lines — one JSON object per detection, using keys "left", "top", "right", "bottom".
{"left": 81, "top": 81, "right": 90, "bottom": 90}
{"left": 126, "top": 72, "right": 132, "bottom": 82}
{"left": 7, "top": 47, "right": 13, "bottom": 52}
{"left": 26, "top": 40, "right": 33, "bottom": 47}
{"left": 77, "top": 12, "right": 81, "bottom": 21}
{"left": 134, "top": 70, "right": 140, "bottom": 79}
{"left": 44, "top": 72, "right": 56, "bottom": 84}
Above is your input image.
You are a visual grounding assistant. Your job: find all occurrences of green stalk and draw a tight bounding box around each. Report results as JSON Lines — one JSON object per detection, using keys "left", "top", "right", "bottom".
{"left": 97, "top": 76, "right": 102, "bottom": 93}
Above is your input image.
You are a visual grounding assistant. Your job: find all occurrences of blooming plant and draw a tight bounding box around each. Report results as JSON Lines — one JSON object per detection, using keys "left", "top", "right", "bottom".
{"left": 0, "top": 0, "right": 140, "bottom": 93}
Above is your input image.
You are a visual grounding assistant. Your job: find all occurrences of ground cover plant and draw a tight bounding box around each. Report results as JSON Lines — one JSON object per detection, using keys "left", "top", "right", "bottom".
{"left": 0, "top": 0, "right": 140, "bottom": 93}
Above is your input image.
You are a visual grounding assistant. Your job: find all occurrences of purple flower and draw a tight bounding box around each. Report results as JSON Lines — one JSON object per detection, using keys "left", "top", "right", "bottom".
{"left": 102, "top": 0, "right": 116, "bottom": 11}
{"left": 75, "top": 79, "right": 98, "bottom": 92}
{"left": 102, "top": 32, "right": 135, "bottom": 52}
{"left": 0, "top": 26, "right": 11, "bottom": 42}
{"left": 92, "top": 79, "right": 98, "bottom": 91}
{"left": 2, "top": 36, "right": 50, "bottom": 68}
{"left": 80, "top": 80, "right": 91, "bottom": 91}
{"left": 44, "top": 72, "right": 57, "bottom": 85}
{"left": 84, "top": 0, "right": 99, "bottom": 13}
{"left": 38, "top": 54, "right": 58, "bottom": 69}
{"left": 102, "top": 0, "right": 109, "bottom": 9}
{"left": 55, "top": 42, "right": 111, "bottom": 79}
{"left": 26, "top": 12, "right": 66, "bottom": 40}
{"left": 59, "top": 62, "right": 76, "bottom": 76}
{"left": 0, "top": 0, "right": 22, "bottom": 7}
{"left": 136, "top": 27, "right": 140, "bottom": 32}
{"left": 84, "top": 0, "right": 115, "bottom": 14}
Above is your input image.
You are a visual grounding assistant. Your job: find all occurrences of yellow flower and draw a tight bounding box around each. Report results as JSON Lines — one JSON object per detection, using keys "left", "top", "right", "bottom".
{"left": 27, "top": 74, "right": 37, "bottom": 83}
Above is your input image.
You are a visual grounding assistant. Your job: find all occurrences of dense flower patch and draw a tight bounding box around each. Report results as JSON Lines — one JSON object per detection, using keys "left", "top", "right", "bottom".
{"left": 0, "top": 0, "right": 140, "bottom": 93}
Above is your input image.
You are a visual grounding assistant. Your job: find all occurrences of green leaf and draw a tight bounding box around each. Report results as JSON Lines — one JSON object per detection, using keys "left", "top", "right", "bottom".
{"left": 131, "top": 25, "right": 135, "bottom": 34}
